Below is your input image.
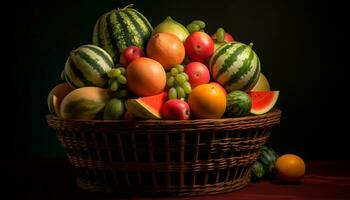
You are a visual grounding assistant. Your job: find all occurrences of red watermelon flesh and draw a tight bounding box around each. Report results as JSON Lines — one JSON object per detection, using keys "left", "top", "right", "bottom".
{"left": 248, "top": 91, "right": 279, "bottom": 115}
{"left": 125, "top": 92, "right": 168, "bottom": 119}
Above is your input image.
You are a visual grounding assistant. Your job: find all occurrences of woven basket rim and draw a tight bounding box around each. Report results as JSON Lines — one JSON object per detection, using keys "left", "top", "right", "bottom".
{"left": 46, "top": 108, "right": 281, "bottom": 123}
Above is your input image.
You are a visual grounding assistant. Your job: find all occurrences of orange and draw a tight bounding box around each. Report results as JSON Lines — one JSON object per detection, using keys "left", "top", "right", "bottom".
{"left": 126, "top": 57, "right": 166, "bottom": 97}
{"left": 275, "top": 154, "right": 306, "bottom": 183}
{"left": 147, "top": 33, "right": 185, "bottom": 70}
{"left": 189, "top": 84, "right": 226, "bottom": 119}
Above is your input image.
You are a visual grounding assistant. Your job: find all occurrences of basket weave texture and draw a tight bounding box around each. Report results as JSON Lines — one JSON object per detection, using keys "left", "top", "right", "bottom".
{"left": 46, "top": 108, "right": 282, "bottom": 196}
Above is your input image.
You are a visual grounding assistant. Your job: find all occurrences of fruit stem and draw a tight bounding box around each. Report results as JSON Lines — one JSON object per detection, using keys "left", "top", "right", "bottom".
{"left": 117, "top": 4, "right": 133, "bottom": 11}
{"left": 166, "top": 16, "right": 173, "bottom": 20}
{"left": 249, "top": 42, "right": 254, "bottom": 48}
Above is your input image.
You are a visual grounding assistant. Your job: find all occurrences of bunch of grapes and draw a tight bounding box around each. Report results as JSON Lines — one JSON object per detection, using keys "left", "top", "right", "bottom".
{"left": 186, "top": 20, "right": 206, "bottom": 33}
{"left": 166, "top": 64, "right": 192, "bottom": 100}
{"left": 107, "top": 65, "right": 129, "bottom": 99}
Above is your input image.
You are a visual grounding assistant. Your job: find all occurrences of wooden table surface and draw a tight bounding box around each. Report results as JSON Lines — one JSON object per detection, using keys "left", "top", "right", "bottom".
{"left": 2, "top": 159, "right": 349, "bottom": 200}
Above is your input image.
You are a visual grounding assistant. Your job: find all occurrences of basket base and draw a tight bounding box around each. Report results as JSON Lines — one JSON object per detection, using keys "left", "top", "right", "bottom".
{"left": 76, "top": 176, "right": 250, "bottom": 196}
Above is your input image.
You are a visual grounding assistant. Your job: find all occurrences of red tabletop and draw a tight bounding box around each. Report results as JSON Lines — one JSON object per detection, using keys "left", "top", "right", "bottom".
{"left": 3, "top": 159, "right": 350, "bottom": 199}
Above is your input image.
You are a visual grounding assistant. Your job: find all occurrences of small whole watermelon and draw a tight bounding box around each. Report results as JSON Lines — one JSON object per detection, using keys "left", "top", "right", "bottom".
{"left": 225, "top": 91, "right": 252, "bottom": 117}
{"left": 209, "top": 42, "right": 261, "bottom": 92}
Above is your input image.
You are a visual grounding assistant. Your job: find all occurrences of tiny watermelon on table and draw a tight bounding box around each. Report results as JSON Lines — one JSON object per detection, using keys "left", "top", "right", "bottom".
{"left": 249, "top": 91, "right": 279, "bottom": 115}
{"left": 125, "top": 92, "right": 168, "bottom": 119}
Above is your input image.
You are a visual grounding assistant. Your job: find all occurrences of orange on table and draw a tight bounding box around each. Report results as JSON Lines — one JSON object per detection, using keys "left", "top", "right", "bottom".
{"left": 189, "top": 83, "right": 226, "bottom": 119}
{"left": 126, "top": 57, "right": 166, "bottom": 97}
{"left": 147, "top": 33, "right": 185, "bottom": 70}
{"left": 275, "top": 154, "right": 306, "bottom": 183}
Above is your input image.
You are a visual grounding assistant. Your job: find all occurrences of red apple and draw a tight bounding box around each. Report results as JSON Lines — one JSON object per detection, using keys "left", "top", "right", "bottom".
{"left": 120, "top": 46, "right": 144, "bottom": 66}
{"left": 184, "top": 62, "right": 210, "bottom": 88}
{"left": 184, "top": 32, "right": 214, "bottom": 62}
{"left": 162, "top": 99, "right": 190, "bottom": 120}
{"left": 211, "top": 32, "right": 234, "bottom": 43}
{"left": 210, "top": 82, "right": 227, "bottom": 96}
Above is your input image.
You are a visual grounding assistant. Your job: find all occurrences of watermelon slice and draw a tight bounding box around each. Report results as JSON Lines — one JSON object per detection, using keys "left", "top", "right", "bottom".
{"left": 125, "top": 92, "right": 168, "bottom": 119}
{"left": 248, "top": 91, "right": 279, "bottom": 115}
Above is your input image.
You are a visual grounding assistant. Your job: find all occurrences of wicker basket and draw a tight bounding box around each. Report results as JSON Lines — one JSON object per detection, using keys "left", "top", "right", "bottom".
{"left": 46, "top": 108, "right": 281, "bottom": 196}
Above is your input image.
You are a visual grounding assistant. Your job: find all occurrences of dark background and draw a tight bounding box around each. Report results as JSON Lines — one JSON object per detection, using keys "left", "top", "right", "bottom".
{"left": 3, "top": 0, "right": 347, "bottom": 159}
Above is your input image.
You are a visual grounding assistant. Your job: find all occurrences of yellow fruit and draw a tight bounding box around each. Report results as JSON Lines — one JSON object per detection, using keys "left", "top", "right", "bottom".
{"left": 275, "top": 154, "right": 306, "bottom": 183}
{"left": 251, "top": 73, "right": 270, "bottom": 91}
{"left": 189, "top": 84, "right": 226, "bottom": 119}
{"left": 47, "top": 83, "right": 74, "bottom": 116}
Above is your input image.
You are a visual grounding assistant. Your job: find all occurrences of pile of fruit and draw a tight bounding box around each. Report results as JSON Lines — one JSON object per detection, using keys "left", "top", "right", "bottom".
{"left": 252, "top": 146, "right": 306, "bottom": 183}
{"left": 48, "top": 4, "right": 280, "bottom": 121}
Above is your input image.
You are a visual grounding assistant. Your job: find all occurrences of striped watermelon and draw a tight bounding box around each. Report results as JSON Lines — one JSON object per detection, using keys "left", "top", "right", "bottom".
{"left": 92, "top": 6, "right": 153, "bottom": 62}
{"left": 209, "top": 42, "right": 261, "bottom": 92}
{"left": 225, "top": 91, "right": 252, "bottom": 117}
{"left": 64, "top": 45, "right": 114, "bottom": 88}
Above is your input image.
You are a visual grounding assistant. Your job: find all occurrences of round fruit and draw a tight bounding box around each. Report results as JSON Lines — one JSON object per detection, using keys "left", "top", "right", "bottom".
{"left": 92, "top": 6, "right": 153, "bottom": 62}
{"left": 185, "top": 32, "right": 215, "bottom": 62}
{"left": 120, "top": 46, "right": 145, "bottom": 66}
{"left": 162, "top": 99, "right": 190, "bottom": 120}
{"left": 152, "top": 16, "right": 189, "bottom": 42}
{"left": 126, "top": 57, "right": 166, "bottom": 97}
{"left": 147, "top": 33, "right": 185, "bottom": 70}
{"left": 60, "top": 87, "right": 110, "bottom": 120}
{"left": 209, "top": 82, "right": 227, "bottom": 95}
{"left": 275, "top": 154, "right": 306, "bottom": 183}
{"left": 189, "top": 84, "right": 226, "bottom": 119}
{"left": 47, "top": 83, "right": 74, "bottom": 116}
{"left": 184, "top": 62, "right": 210, "bottom": 88}
{"left": 64, "top": 45, "right": 114, "bottom": 88}
{"left": 209, "top": 42, "right": 261, "bottom": 92}
{"left": 251, "top": 73, "right": 271, "bottom": 91}
{"left": 103, "top": 98, "right": 125, "bottom": 120}
{"left": 212, "top": 31, "right": 234, "bottom": 43}
{"left": 226, "top": 91, "right": 252, "bottom": 117}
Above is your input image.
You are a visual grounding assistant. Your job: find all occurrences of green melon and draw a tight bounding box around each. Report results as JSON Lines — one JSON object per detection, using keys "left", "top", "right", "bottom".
{"left": 103, "top": 98, "right": 125, "bottom": 120}
{"left": 60, "top": 87, "right": 110, "bottom": 120}
{"left": 64, "top": 45, "right": 114, "bottom": 88}
{"left": 209, "top": 42, "right": 261, "bottom": 92}
{"left": 225, "top": 91, "right": 252, "bottom": 117}
{"left": 258, "top": 146, "right": 279, "bottom": 174}
{"left": 251, "top": 161, "right": 265, "bottom": 179}
{"left": 93, "top": 5, "right": 153, "bottom": 62}
{"left": 125, "top": 92, "right": 168, "bottom": 119}
{"left": 251, "top": 73, "right": 270, "bottom": 91}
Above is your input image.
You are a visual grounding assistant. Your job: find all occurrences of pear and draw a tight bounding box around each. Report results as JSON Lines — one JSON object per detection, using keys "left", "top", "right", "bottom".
{"left": 152, "top": 16, "right": 189, "bottom": 42}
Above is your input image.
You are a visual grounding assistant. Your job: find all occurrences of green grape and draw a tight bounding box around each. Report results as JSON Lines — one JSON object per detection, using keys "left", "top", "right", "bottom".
{"left": 169, "top": 87, "right": 177, "bottom": 99}
{"left": 187, "top": 23, "right": 201, "bottom": 33}
{"left": 117, "top": 75, "right": 127, "bottom": 84}
{"left": 176, "top": 74, "right": 186, "bottom": 85}
{"left": 176, "top": 86, "right": 185, "bottom": 99}
{"left": 216, "top": 28, "right": 225, "bottom": 43}
{"left": 118, "top": 67, "right": 126, "bottom": 75}
{"left": 182, "top": 82, "right": 192, "bottom": 94}
{"left": 114, "top": 89, "right": 129, "bottom": 99}
{"left": 175, "top": 64, "right": 184, "bottom": 72}
{"left": 191, "top": 20, "right": 206, "bottom": 29}
{"left": 108, "top": 69, "right": 121, "bottom": 78}
{"left": 167, "top": 76, "right": 175, "bottom": 87}
{"left": 180, "top": 72, "right": 189, "bottom": 81}
{"left": 166, "top": 72, "right": 172, "bottom": 78}
{"left": 109, "top": 79, "right": 119, "bottom": 92}
{"left": 171, "top": 68, "right": 179, "bottom": 76}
